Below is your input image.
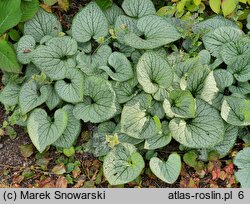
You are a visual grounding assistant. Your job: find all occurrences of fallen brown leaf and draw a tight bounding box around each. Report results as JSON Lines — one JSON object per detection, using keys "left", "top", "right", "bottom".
{"left": 56, "top": 176, "right": 68, "bottom": 188}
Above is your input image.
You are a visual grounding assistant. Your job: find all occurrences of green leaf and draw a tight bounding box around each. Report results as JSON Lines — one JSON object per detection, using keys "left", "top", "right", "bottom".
{"left": 137, "top": 52, "right": 173, "bottom": 94}
{"left": 169, "top": 99, "right": 224, "bottom": 148}
{"left": 32, "top": 36, "right": 78, "bottom": 80}
{"left": 55, "top": 69, "right": 84, "bottom": 103}
{"left": 181, "top": 63, "right": 210, "bottom": 96}
{"left": 174, "top": 57, "right": 199, "bottom": 78}
{"left": 149, "top": 153, "right": 181, "bottom": 184}
{"left": 27, "top": 108, "right": 68, "bottom": 152}
{"left": 85, "top": 122, "right": 115, "bottom": 157}
{"left": 45, "top": 85, "right": 62, "bottom": 110}
{"left": 103, "top": 3, "right": 124, "bottom": 25}
{"left": 20, "top": 0, "right": 39, "bottom": 22}
{"left": 156, "top": 6, "right": 176, "bottom": 17}
{"left": 234, "top": 147, "right": 250, "bottom": 187}
{"left": 73, "top": 76, "right": 117, "bottom": 123}
{"left": 0, "top": 40, "right": 20, "bottom": 73}
{"left": 8, "top": 29, "right": 20, "bottom": 41}
{"left": 149, "top": 101, "right": 165, "bottom": 120}
{"left": 228, "top": 55, "right": 250, "bottom": 82}
{"left": 229, "top": 82, "right": 250, "bottom": 95}
{"left": 16, "top": 35, "right": 36, "bottom": 64}
{"left": 77, "top": 45, "right": 112, "bottom": 75}
{"left": 144, "top": 121, "right": 172, "bottom": 150}
{"left": 200, "top": 69, "right": 234, "bottom": 109}
{"left": 121, "top": 94, "right": 159, "bottom": 139}
{"left": 19, "top": 81, "right": 49, "bottom": 114}
{"left": 163, "top": 90, "right": 196, "bottom": 118}
{"left": 209, "top": 0, "right": 221, "bottom": 14}
{"left": 0, "top": 83, "right": 21, "bottom": 107}
{"left": 124, "top": 15, "right": 181, "bottom": 49}
{"left": 220, "top": 40, "right": 250, "bottom": 65}
{"left": 96, "top": 0, "right": 112, "bottom": 10}
{"left": 122, "top": 0, "right": 156, "bottom": 18}
{"left": 53, "top": 105, "right": 81, "bottom": 149}
{"left": 208, "top": 124, "right": 238, "bottom": 158}
{"left": 103, "top": 143, "right": 145, "bottom": 185}
{"left": 221, "top": 96, "right": 250, "bottom": 126}
{"left": 0, "top": 0, "right": 22, "bottom": 35}
{"left": 24, "top": 9, "right": 62, "bottom": 42}
{"left": 72, "top": 2, "right": 108, "bottom": 43}
{"left": 44, "top": 0, "right": 58, "bottom": 6}
{"left": 202, "top": 26, "right": 243, "bottom": 57}
{"left": 112, "top": 77, "right": 138, "bottom": 104}
{"left": 183, "top": 151, "right": 198, "bottom": 168}
{"left": 193, "top": 16, "right": 238, "bottom": 34}
{"left": 100, "top": 52, "right": 134, "bottom": 82}
{"left": 63, "top": 146, "right": 75, "bottom": 157}
{"left": 221, "top": 0, "right": 237, "bottom": 16}
{"left": 115, "top": 124, "right": 143, "bottom": 146}
{"left": 115, "top": 15, "right": 141, "bottom": 44}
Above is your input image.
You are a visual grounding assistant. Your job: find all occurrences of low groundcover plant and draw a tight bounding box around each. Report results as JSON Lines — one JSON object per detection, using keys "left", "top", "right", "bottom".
{"left": 0, "top": 0, "right": 250, "bottom": 187}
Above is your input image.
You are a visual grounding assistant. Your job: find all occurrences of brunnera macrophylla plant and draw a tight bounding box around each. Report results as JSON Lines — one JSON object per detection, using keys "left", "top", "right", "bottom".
{"left": 0, "top": 0, "right": 250, "bottom": 187}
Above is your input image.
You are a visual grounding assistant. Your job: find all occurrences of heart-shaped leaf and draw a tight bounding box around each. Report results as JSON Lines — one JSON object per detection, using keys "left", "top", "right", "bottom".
{"left": 193, "top": 15, "right": 238, "bottom": 34}
{"left": 220, "top": 40, "right": 250, "bottom": 65}
{"left": 55, "top": 69, "right": 84, "bottom": 103}
{"left": 122, "top": 0, "right": 156, "bottom": 18}
{"left": 200, "top": 69, "right": 234, "bottom": 109}
{"left": 169, "top": 99, "right": 224, "bottom": 148}
{"left": 163, "top": 90, "right": 196, "bottom": 118}
{"left": 76, "top": 45, "right": 112, "bottom": 75}
{"left": 103, "top": 4, "right": 124, "bottom": 25}
{"left": 99, "top": 52, "right": 134, "bottom": 82}
{"left": 234, "top": 147, "right": 250, "bottom": 187}
{"left": 103, "top": 143, "right": 145, "bottom": 185}
{"left": 121, "top": 93, "right": 159, "bottom": 139}
{"left": 124, "top": 15, "right": 181, "bottom": 49}
{"left": 17, "top": 35, "right": 36, "bottom": 64}
{"left": 19, "top": 81, "right": 49, "bottom": 114}
{"left": 208, "top": 124, "right": 238, "bottom": 158}
{"left": 228, "top": 55, "right": 250, "bottom": 82}
{"left": 45, "top": 85, "right": 62, "bottom": 110}
{"left": 24, "top": 9, "right": 62, "bottom": 42}
{"left": 229, "top": 82, "right": 250, "bottom": 95}
{"left": 73, "top": 76, "right": 117, "bottom": 123}
{"left": 0, "top": 83, "right": 21, "bottom": 107}
{"left": 53, "top": 105, "right": 81, "bottom": 149}
{"left": 202, "top": 26, "right": 243, "bottom": 58}
{"left": 221, "top": 96, "right": 250, "bottom": 126}
{"left": 27, "top": 108, "right": 68, "bottom": 152}
{"left": 180, "top": 63, "right": 210, "bottom": 96}
{"left": 149, "top": 153, "right": 181, "bottom": 184}
{"left": 115, "top": 15, "right": 141, "bottom": 44}
{"left": 32, "top": 36, "right": 78, "bottom": 80}
{"left": 144, "top": 121, "right": 172, "bottom": 150}
{"left": 72, "top": 2, "right": 108, "bottom": 43}
{"left": 112, "top": 77, "right": 138, "bottom": 104}
{"left": 137, "top": 52, "right": 173, "bottom": 94}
